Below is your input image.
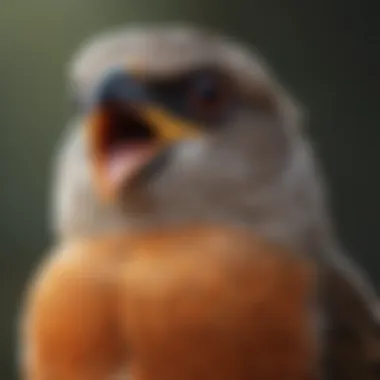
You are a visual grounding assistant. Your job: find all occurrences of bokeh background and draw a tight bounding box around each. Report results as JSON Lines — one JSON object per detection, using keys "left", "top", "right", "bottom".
{"left": 0, "top": 0, "right": 379, "bottom": 378}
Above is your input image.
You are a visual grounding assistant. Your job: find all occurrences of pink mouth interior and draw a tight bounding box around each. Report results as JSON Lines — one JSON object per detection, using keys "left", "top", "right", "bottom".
{"left": 95, "top": 102, "right": 158, "bottom": 190}
{"left": 107, "top": 143, "right": 157, "bottom": 188}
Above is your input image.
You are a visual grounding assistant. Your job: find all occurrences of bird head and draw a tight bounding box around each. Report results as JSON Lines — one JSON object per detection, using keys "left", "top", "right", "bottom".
{"left": 53, "top": 25, "right": 323, "bottom": 240}
{"left": 80, "top": 26, "right": 302, "bottom": 208}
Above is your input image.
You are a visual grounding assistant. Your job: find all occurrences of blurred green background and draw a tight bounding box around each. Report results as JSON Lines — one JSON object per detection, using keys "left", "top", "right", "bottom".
{"left": 0, "top": 0, "right": 379, "bottom": 378}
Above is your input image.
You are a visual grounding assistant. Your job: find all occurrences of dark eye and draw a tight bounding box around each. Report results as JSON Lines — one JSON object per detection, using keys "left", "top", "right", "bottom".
{"left": 187, "top": 70, "right": 232, "bottom": 122}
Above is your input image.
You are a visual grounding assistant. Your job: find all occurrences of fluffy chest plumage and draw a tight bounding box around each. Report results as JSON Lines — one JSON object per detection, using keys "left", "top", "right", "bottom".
{"left": 118, "top": 229, "right": 318, "bottom": 380}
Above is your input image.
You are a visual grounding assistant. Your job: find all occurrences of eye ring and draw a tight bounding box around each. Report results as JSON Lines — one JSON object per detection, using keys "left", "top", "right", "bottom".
{"left": 186, "top": 70, "right": 233, "bottom": 123}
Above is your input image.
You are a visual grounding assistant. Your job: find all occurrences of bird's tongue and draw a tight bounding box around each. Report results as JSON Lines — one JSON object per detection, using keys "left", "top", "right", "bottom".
{"left": 107, "top": 144, "right": 156, "bottom": 188}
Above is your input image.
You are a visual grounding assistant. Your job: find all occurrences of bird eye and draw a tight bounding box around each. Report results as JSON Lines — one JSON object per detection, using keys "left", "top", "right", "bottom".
{"left": 186, "top": 70, "right": 232, "bottom": 122}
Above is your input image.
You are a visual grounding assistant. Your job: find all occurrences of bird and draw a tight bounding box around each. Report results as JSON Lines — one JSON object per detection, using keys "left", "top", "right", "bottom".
{"left": 20, "top": 224, "right": 319, "bottom": 380}
{"left": 41, "top": 24, "right": 379, "bottom": 378}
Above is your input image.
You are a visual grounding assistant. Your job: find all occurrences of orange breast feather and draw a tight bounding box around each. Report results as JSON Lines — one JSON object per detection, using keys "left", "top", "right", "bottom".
{"left": 21, "top": 225, "right": 318, "bottom": 380}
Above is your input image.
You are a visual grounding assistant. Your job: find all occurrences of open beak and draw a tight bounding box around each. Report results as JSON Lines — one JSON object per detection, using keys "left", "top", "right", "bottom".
{"left": 86, "top": 70, "right": 200, "bottom": 202}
